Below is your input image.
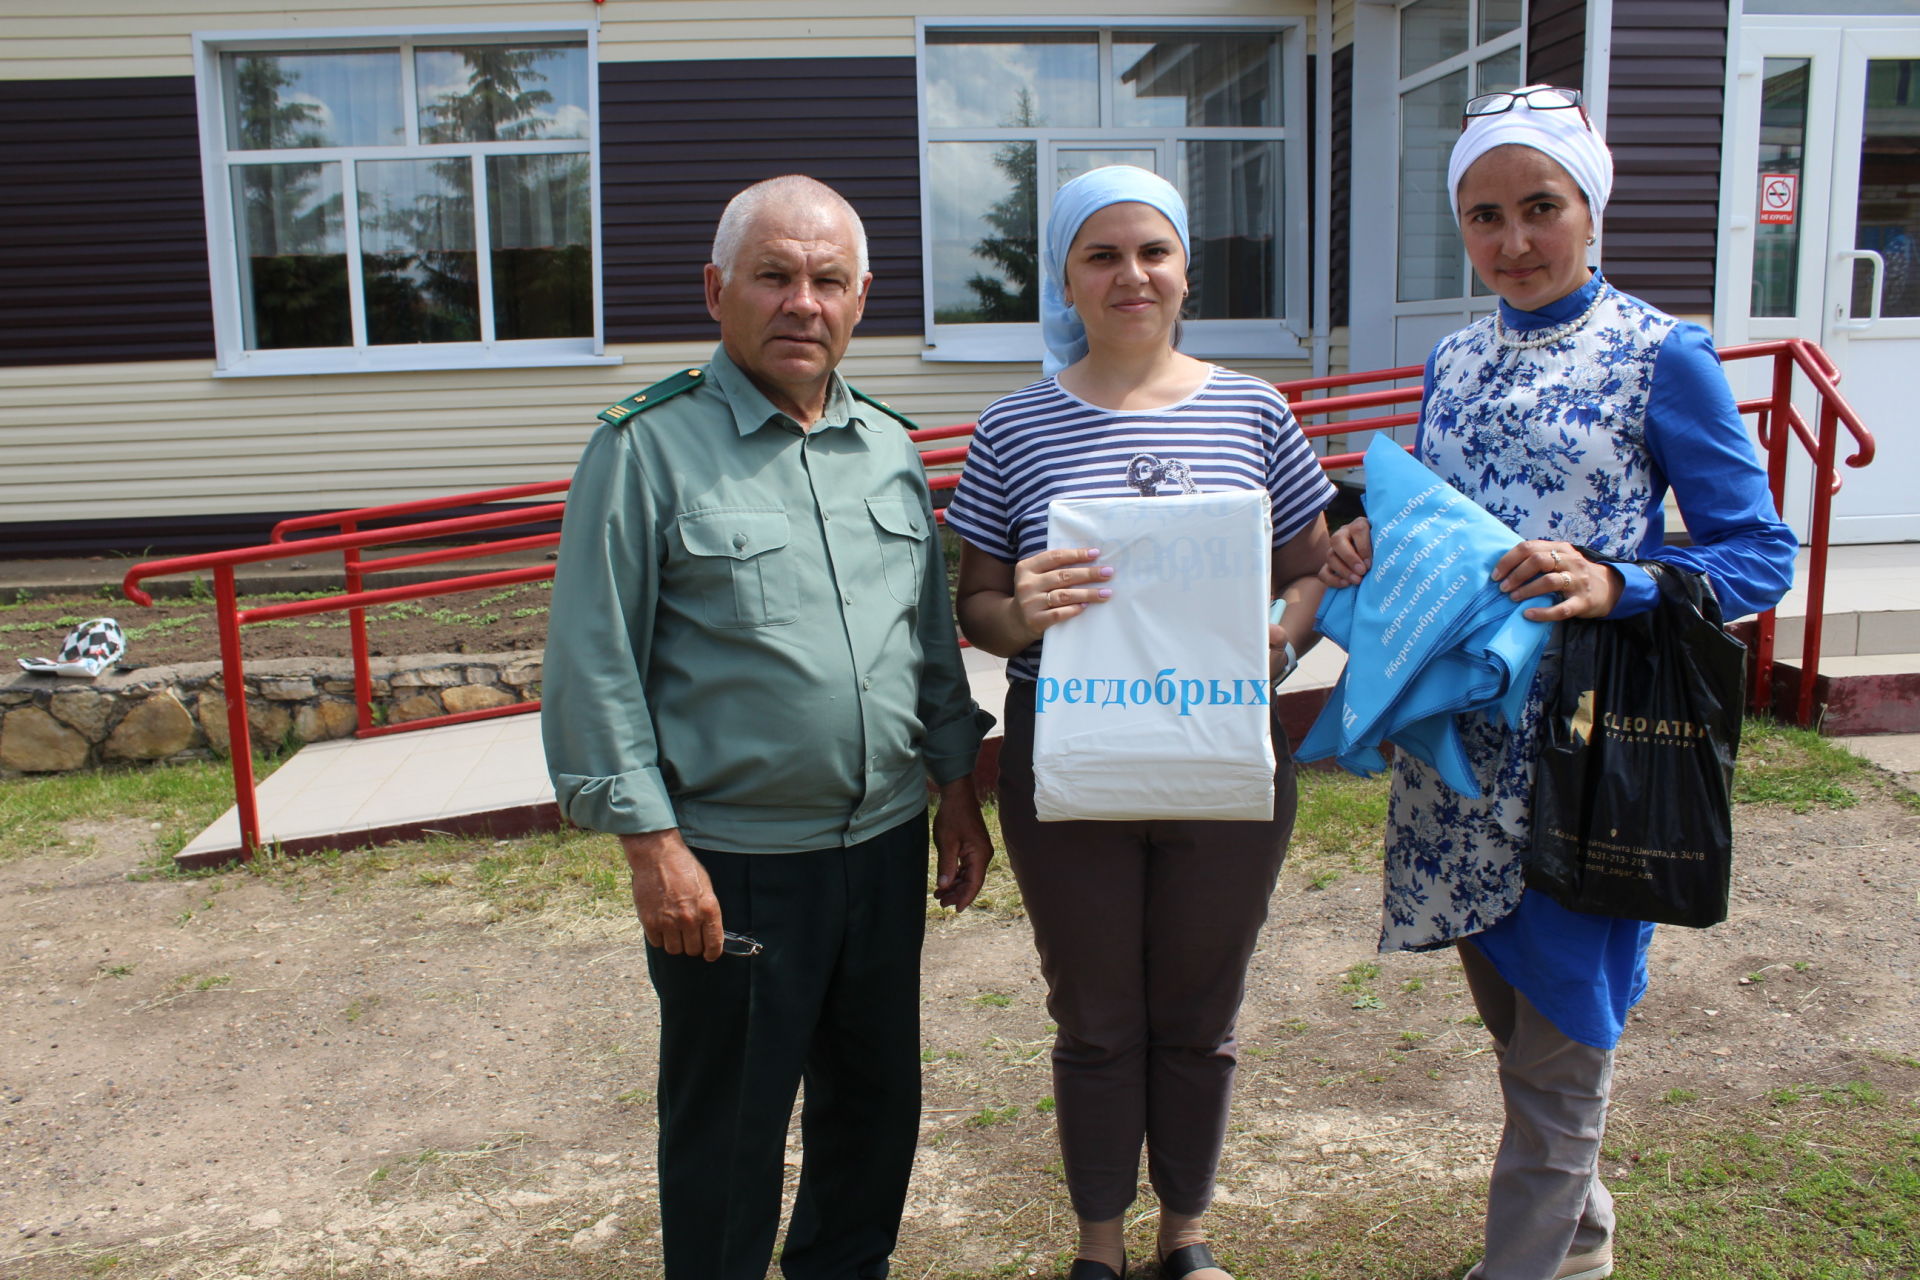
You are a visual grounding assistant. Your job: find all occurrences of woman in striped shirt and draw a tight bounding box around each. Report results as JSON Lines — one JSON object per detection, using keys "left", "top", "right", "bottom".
{"left": 945, "top": 166, "right": 1335, "bottom": 1280}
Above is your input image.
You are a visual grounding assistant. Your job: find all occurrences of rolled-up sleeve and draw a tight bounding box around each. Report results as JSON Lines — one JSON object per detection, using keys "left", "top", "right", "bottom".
{"left": 1611, "top": 324, "right": 1799, "bottom": 620}
{"left": 911, "top": 482, "right": 995, "bottom": 785}
{"left": 541, "top": 424, "right": 678, "bottom": 834}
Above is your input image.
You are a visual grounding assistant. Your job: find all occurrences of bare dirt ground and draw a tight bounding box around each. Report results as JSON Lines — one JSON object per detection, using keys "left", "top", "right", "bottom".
{"left": 2, "top": 792, "right": 1916, "bottom": 1279}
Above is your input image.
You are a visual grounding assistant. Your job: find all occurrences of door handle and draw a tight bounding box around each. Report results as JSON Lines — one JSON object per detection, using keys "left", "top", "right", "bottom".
{"left": 1835, "top": 249, "right": 1885, "bottom": 330}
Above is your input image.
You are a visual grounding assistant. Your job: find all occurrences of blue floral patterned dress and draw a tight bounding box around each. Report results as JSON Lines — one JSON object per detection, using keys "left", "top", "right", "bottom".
{"left": 1379, "top": 273, "right": 1797, "bottom": 1048}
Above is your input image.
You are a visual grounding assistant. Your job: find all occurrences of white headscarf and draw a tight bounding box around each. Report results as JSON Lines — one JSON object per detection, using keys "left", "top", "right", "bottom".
{"left": 1446, "top": 85, "right": 1613, "bottom": 225}
{"left": 1040, "top": 165, "right": 1191, "bottom": 376}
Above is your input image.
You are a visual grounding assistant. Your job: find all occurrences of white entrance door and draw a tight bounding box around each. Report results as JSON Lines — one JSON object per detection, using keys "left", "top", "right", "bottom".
{"left": 1724, "top": 19, "right": 1920, "bottom": 544}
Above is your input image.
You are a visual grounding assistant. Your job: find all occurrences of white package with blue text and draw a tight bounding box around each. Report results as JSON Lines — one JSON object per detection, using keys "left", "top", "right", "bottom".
{"left": 1034, "top": 490, "right": 1275, "bottom": 822}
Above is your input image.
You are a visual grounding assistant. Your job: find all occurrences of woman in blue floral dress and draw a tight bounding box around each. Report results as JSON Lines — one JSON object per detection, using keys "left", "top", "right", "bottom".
{"left": 1320, "top": 88, "right": 1796, "bottom": 1280}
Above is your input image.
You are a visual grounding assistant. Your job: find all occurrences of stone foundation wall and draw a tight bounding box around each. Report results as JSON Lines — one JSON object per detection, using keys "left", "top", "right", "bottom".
{"left": 0, "top": 653, "right": 541, "bottom": 775}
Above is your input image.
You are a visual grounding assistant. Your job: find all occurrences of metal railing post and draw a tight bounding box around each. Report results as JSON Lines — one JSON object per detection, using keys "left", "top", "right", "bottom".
{"left": 1799, "top": 391, "right": 1843, "bottom": 727}
{"left": 213, "top": 565, "right": 260, "bottom": 858}
{"left": 1752, "top": 348, "right": 1796, "bottom": 714}
{"left": 342, "top": 520, "right": 375, "bottom": 735}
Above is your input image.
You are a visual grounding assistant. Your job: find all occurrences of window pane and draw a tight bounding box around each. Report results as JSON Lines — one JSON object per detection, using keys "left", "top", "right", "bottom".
{"left": 416, "top": 44, "right": 590, "bottom": 143}
{"left": 1854, "top": 59, "right": 1920, "bottom": 318}
{"left": 489, "top": 154, "right": 593, "bottom": 339}
{"left": 1480, "top": 0, "right": 1522, "bottom": 44}
{"left": 929, "top": 141, "right": 1038, "bottom": 323}
{"left": 232, "top": 162, "right": 349, "bottom": 349}
{"left": 1476, "top": 47, "right": 1522, "bottom": 96}
{"left": 1056, "top": 148, "right": 1158, "bottom": 187}
{"left": 358, "top": 159, "right": 479, "bottom": 345}
{"left": 1753, "top": 58, "right": 1811, "bottom": 319}
{"left": 1177, "top": 140, "right": 1282, "bottom": 319}
{"left": 223, "top": 52, "right": 402, "bottom": 149}
{"left": 1114, "top": 31, "right": 1281, "bottom": 128}
{"left": 924, "top": 31, "right": 1097, "bottom": 128}
{"left": 1399, "top": 69, "right": 1469, "bottom": 301}
{"left": 1401, "top": 0, "right": 1470, "bottom": 78}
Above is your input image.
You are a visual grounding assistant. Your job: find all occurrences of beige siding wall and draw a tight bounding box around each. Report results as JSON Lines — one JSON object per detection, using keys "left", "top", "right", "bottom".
{"left": 3, "top": 0, "right": 1312, "bottom": 80}
{"left": 1332, "top": 0, "right": 1356, "bottom": 51}
{"left": 0, "top": 341, "right": 1315, "bottom": 524}
{"left": 2, "top": 0, "right": 1321, "bottom": 524}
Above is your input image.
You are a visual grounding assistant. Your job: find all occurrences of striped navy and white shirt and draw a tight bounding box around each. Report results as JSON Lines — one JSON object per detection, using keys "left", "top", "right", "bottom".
{"left": 945, "top": 366, "right": 1336, "bottom": 682}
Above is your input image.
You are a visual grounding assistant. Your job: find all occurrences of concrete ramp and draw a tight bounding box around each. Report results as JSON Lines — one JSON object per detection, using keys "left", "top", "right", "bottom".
{"left": 178, "top": 713, "right": 559, "bottom": 868}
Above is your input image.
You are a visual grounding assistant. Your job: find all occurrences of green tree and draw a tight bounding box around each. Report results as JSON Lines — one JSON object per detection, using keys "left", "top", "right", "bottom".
{"left": 963, "top": 91, "right": 1041, "bottom": 322}
{"left": 230, "top": 57, "right": 348, "bottom": 348}
{"left": 231, "top": 55, "right": 328, "bottom": 150}
{"left": 420, "top": 46, "right": 563, "bottom": 143}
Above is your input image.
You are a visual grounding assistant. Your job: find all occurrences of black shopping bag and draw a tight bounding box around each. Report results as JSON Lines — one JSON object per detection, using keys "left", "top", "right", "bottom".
{"left": 1527, "top": 560, "right": 1747, "bottom": 928}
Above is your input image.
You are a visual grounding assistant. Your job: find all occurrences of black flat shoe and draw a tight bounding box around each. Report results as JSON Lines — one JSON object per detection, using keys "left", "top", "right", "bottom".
{"left": 1066, "top": 1260, "right": 1125, "bottom": 1280}
{"left": 1160, "top": 1243, "right": 1226, "bottom": 1279}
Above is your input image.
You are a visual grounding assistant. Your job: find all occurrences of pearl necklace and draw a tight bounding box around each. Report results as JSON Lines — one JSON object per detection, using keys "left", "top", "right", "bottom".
{"left": 1492, "top": 287, "right": 1607, "bottom": 350}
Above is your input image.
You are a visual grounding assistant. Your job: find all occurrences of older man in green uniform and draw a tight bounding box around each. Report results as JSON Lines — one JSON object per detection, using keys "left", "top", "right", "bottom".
{"left": 542, "top": 175, "right": 995, "bottom": 1280}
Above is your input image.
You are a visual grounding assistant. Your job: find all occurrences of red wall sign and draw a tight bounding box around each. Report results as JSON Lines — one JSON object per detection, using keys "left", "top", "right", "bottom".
{"left": 1759, "top": 173, "right": 1798, "bottom": 226}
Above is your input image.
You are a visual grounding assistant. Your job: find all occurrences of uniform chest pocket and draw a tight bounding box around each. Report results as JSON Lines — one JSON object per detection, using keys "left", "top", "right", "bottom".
{"left": 866, "top": 496, "right": 930, "bottom": 606}
{"left": 677, "top": 509, "right": 798, "bottom": 629}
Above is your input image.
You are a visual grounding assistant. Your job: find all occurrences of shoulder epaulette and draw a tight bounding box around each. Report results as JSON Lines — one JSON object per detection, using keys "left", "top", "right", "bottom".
{"left": 848, "top": 385, "right": 922, "bottom": 432}
{"left": 597, "top": 366, "right": 707, "bottom": 427}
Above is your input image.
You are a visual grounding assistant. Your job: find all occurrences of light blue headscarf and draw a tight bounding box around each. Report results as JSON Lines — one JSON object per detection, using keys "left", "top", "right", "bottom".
{"left": 1040, "top": 165, "right": 1191, "bottom": 376}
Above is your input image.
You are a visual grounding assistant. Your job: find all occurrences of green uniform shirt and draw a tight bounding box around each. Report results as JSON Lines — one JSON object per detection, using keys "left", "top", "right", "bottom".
{"left": 542, "top": 344, "right": 992, "bottom": 853}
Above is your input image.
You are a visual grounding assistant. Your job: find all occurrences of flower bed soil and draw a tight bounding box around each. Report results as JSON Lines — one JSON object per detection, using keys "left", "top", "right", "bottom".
{"left": 1, "top": 583, "right": 552, "bottom": 672}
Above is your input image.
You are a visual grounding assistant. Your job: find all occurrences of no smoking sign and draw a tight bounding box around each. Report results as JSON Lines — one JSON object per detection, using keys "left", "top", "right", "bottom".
{"left": 1759, "top": 173, "right": 1798, "bottom": 225}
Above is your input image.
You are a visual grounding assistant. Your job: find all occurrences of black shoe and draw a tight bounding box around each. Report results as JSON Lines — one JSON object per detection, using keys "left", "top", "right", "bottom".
{"left": 1159, "top": 1243, "right": 1227, "bottom": 1279}
{"left": 1066, "top": 1260, "right": 1125, "bottom": 1280}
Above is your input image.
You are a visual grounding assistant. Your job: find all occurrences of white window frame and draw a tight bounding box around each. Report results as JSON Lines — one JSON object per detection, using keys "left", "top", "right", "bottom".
{"left": 915, "top": 17, "right": 1310, "bottom": 363}
{"left": 1394, "top": 0, "right": 1526, "bottom": 311}
{"left": 192, "top": 23, "right": 616, "bottom": 377}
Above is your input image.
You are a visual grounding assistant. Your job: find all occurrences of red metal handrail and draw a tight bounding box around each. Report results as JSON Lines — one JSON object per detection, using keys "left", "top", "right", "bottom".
{"left": 268, "top": 483, "right": 569, "bottom": 740}
{"left": 124, "top": 502, "right": 566, "bottom": 857}
{"left": 1715, "top": 339, "right": 1874, "bottom": 724}
{"left": 125, "top": 340, "right": 1871, "bottom": 859}
{"left": 125, "top": 439, "right": 975, "bottom": 857}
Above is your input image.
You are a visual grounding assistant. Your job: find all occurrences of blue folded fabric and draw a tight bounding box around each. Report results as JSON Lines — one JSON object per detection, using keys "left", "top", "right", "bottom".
{"left": 1299, "top": 436, "right": 1552, "bottom": 796}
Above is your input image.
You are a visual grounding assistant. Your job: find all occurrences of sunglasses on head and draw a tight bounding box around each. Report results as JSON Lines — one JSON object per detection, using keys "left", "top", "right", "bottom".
{"left": 1462, "top": 86, "right": 1592, "bottom": 130}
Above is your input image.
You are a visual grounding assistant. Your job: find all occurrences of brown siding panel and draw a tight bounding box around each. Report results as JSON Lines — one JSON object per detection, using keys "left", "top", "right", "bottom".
{"left": 1330, "top": 44, "right": 1352, "bottom": 330}
{"left": 1529, "top": 0, "right": 1587, "bottom": 90}
{"left": 1603, "top": 0, "right": 1729, "bottom": 315}
{"left": 0, "top": 76, "right": 215, "bottom": 367}
{"left": 600, "top": 57, "right": 923, "bottom": 344}
{"left": 0, "top": 58, "right": 925, "bottom": 369}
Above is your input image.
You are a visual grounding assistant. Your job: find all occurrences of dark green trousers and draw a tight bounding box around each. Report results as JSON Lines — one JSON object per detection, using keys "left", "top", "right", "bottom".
{"left": 646, "top": 813, "right": 929, "bottom": 1280}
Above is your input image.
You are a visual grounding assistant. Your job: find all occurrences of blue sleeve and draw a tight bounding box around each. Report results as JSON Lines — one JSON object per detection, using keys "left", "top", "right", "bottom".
{"left": 1613, "top": 323, "right": 1798, "bottom": 620}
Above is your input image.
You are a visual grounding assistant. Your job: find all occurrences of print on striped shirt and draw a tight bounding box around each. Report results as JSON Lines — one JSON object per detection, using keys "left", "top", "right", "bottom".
{"left": 1125, "top": 453, "right": 1198, "bottom": 496}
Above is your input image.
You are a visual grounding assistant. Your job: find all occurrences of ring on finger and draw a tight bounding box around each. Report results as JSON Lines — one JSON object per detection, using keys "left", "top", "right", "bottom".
{"left": 1560, "top": 571, "right": 1573, "bottom": 593}
{"left": 1549, "top": 549, "right": 1563, "bottom": 569}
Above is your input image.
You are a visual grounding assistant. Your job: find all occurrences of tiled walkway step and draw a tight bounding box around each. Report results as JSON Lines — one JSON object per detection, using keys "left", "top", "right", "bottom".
{"left": 177, "top": 714, "right": 556, "bottom": 869}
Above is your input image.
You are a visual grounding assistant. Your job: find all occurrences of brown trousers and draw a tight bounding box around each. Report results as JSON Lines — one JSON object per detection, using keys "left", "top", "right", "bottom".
{"left": 997, "top": 680, "right": 1295, "bottom": 1220}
